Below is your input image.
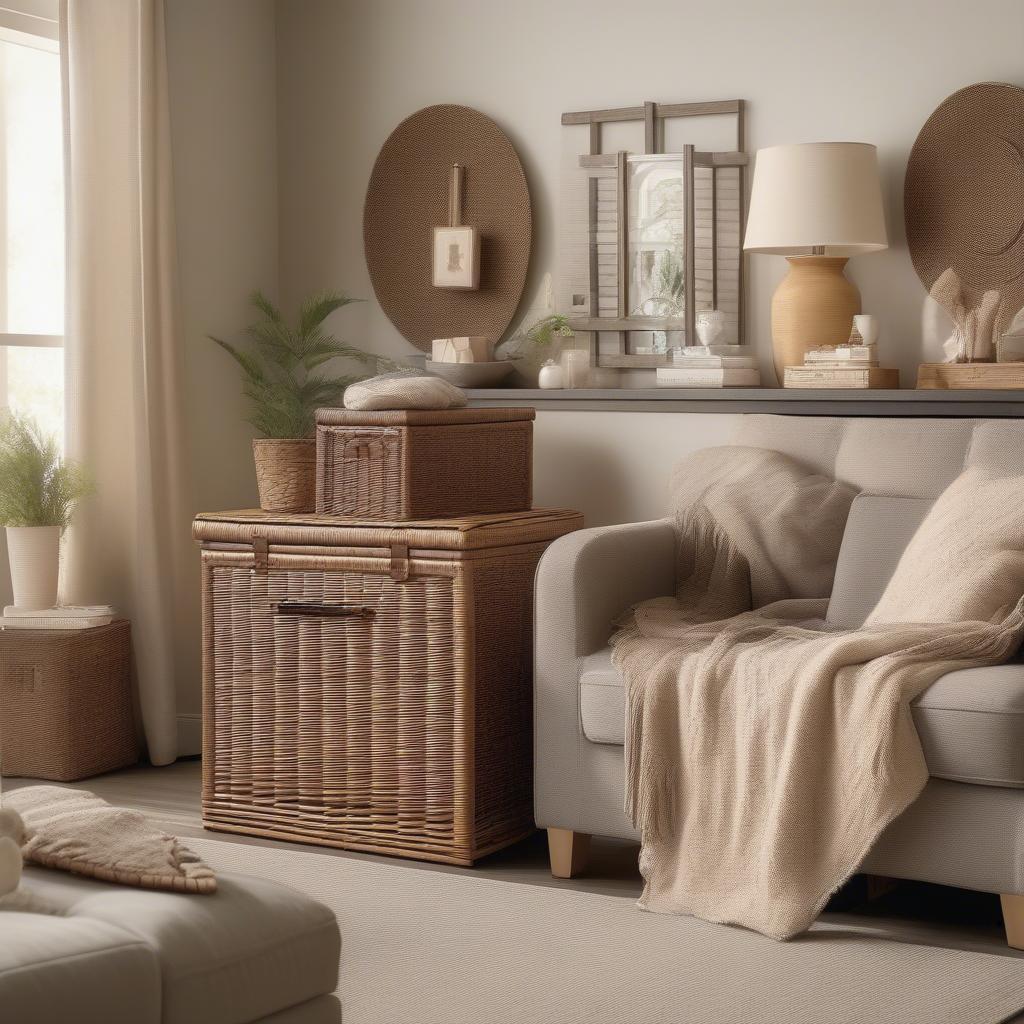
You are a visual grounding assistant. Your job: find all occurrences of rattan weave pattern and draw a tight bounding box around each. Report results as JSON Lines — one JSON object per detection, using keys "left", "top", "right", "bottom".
{"left": 0, "top": 620, "right": 139, "bottom": 782}
{"left": 194, "top": 508, "right": 579, "bottom": 550}
{"left": 363, "top": 104, "right": 532, "bottom": 351}
{"left": 316, "top": 408, "right": 534, "bottom": 427}
{"left": 199, "top": 510, "right": 582, "bottom": 864}
{"left": 316, "top": 417, "right": 533, "bottom": 520}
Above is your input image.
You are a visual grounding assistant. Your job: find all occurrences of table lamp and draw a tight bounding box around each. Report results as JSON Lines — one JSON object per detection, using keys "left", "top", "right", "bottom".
{"left": 743, "top": 142, "right": 888, "bottom": 382}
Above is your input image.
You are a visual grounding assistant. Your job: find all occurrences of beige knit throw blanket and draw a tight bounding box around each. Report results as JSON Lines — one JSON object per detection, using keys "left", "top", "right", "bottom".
{"left": 611, "top": 446, "right": 1024, "bottom": 940}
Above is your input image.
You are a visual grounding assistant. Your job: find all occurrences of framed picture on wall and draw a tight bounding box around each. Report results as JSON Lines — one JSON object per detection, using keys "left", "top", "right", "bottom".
{"left": 432, "top": 225, "right": 480, "bottom": 289}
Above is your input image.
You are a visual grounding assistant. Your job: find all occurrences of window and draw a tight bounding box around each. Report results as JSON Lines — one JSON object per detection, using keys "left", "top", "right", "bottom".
{"left": 0, "top": 3, "right": 62, "bottom": 444}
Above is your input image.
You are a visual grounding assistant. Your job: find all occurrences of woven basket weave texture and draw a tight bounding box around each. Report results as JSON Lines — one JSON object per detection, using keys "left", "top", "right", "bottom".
{"left": 253, "top": 438, "right": 316, "bottom": 514}
{"left": 0, "top": 620, "right": 139, "bottom": 781}
{"left": 363, "top": 104, "right": 532, "bottom": 350}
{"left": 196, "top": 508, "right": 581, "bottom": 864}
{"left": 316, "top": 407, "right": 534, "bottom": 520}
{"left": 905, "top": 82, "right": 1024, "bottom": 340}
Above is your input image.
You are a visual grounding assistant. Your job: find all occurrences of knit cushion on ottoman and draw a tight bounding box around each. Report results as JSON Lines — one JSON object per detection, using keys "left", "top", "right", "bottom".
{"left": 343, "top": 371, "right": 467, "bottom": 411}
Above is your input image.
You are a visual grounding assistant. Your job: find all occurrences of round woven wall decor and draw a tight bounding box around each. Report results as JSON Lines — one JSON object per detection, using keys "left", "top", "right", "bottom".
{"left": 905, "top": 82, "right": 1024, "bottom": 335}
{"left": 363, "top": 105, "right": 532, "bottom": 352}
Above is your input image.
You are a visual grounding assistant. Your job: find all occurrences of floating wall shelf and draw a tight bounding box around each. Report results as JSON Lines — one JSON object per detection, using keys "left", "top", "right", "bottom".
{"left": 465, "top": 388, "right": 1024, "bottom": 417}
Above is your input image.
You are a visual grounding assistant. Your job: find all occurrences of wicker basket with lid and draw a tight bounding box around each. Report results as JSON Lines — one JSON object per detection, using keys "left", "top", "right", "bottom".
{"left": 194, "top": 506, "right": 581, "bottom": 865}
{"left": 315, "top": 407, "right": 534, "bottom": 520}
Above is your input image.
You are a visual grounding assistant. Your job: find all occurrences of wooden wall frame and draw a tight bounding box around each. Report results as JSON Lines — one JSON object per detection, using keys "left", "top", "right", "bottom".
{"left": 561, "top": 99, "right": 748, "bottom": 370}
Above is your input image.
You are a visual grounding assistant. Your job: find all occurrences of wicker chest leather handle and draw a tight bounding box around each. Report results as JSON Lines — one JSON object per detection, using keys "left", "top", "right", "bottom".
{"left": 275, "top": 601, "right": 376, "bottom": 620}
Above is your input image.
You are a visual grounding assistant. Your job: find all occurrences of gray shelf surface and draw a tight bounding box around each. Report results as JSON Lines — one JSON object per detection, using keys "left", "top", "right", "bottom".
{"left": 465, "top": 388, "right": 1024, "bottom": 417}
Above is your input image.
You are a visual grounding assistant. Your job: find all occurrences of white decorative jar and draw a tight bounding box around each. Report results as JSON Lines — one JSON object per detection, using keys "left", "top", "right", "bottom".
{"left": 6, "top": 525, "right": 61, "bottom": 610}
{"left": 695, "top": 309, "right": 728, "bottom": 347}
{"left": 537, "top": 360, "right": 564, "bottom": 390}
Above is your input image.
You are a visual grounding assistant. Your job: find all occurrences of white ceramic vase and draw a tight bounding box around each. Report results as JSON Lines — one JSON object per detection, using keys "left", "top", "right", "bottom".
{"left": 6, "top": 525, "right": 60, "bottom": 611}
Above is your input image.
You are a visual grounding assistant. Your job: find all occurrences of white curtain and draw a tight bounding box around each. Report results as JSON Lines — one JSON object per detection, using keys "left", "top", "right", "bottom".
{"left": 60, "top": 0, "right": 188, "bottom": 765}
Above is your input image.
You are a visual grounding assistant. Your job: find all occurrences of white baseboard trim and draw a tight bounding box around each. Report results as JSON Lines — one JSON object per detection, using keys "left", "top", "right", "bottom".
{"left": 177, "top": 714, "right": 202, "bottom": 758}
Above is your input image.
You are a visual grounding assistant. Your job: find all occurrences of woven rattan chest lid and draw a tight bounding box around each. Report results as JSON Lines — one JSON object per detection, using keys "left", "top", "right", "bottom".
{"left": 315, "top": 407, "right": 535, "bottom": 427}
{"left": 193, "top": 507, "right": 580, "bottom": 553}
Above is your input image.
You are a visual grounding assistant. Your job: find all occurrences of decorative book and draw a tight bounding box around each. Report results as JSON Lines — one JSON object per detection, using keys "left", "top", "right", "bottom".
{"left": 675, "top": 345, "right": 751, "bottom": 361}
{"left": 657, "top": 366, "right": 761, "bottom": 388}
{"left": 805, "top": 345, "right": 877, "bottom": 363}
{"left": 784, "top": 366, "right": 899, "bottom": 389}
{"left": 1, "top": 605, "right": 115, "bottom": 630}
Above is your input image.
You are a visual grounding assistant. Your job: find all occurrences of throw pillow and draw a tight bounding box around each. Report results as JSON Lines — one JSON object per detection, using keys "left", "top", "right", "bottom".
{"left": 344, "top": 371, "right": 467, "bottom": 411}
{"left": 7, "top": 786, "right": 216, "bottom": 894}
{"left": 867, "top": 466, "right": 1024, "bottom": 625}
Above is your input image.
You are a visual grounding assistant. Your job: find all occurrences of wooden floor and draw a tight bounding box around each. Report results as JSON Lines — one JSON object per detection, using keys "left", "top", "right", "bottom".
{"left": 7, "top": 760, "right": 1022, "bottom": 959}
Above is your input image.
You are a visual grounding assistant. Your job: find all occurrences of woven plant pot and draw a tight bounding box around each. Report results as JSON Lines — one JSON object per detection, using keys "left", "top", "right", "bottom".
{"left": 252, "top": 439, "right": 316, "bottom": 513}
{"left": 6, "top": 525, "right": 60, "bottom": 610}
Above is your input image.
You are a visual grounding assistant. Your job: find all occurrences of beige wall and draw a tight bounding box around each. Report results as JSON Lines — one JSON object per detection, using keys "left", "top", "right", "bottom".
{"left": 163, "top": 0, "right": 1024, "bottom": 743}
{"left": 273, "top": 0, "right": 1024, "bottom": 524}
{"left": 166, "top": 0, "right": 278, "bottom": 745}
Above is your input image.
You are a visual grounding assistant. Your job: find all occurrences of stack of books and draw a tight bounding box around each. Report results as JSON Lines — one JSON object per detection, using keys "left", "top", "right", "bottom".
{"left": 1, "top": 605, "right": 115, "bottom": 630}
{"left": 785, "top": 345, "right": 899, "bottom": 389}
{"left": 656, "top": 345, "right": 761, "bottom": 388}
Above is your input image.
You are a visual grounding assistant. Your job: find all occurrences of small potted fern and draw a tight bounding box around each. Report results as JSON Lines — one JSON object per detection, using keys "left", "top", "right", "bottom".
{"left": 0, "top": 415, "right": 92, "bottom": 610}
{"left": 210, "top": 290, "right": 394, "bottom": 513}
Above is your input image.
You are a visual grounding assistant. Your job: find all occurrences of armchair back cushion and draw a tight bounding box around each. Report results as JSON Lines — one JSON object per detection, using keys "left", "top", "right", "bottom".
{"left": 825, "top": 496, "right": 932, "bottom": 628}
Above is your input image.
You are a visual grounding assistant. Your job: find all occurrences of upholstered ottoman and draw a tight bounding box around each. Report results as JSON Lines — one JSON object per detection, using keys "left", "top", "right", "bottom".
{"left": 0, "top": 910, "right": 161, "bottom": 1023}
{"left": 4, "top": 867, "right": 341, "bottom": 1024}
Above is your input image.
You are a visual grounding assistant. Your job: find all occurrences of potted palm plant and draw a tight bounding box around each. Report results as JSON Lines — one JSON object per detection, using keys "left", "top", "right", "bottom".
{"left": 0, "top": 415, "right": 92, "bottom": 610}
{"left": 210, "top": 290, "right": 396, "bottom": 513}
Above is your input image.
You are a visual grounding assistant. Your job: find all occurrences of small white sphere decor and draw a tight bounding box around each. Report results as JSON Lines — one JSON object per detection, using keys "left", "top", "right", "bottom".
{"left": 538, "top": 359, "right": 564, "bottom": 389}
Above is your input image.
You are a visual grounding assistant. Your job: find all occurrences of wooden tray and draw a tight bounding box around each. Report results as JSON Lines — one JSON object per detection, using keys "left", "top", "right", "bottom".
{"left": 917, "top": 363, "right": 1024, "bottom": 390}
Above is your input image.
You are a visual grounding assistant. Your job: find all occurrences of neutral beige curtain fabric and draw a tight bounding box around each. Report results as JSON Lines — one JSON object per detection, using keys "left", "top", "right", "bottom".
{"left": 59, "top": 0, "right": 188, "bottom": 765}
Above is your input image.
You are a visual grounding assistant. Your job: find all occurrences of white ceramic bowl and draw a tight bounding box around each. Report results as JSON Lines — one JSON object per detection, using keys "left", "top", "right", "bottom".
{"left": 425, "top": 360, "right": 515, "bottom": 388}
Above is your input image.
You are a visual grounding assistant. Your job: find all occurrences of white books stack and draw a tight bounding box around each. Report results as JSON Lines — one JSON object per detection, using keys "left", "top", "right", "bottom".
{"left": 803, "top": 344, "right": 878, "bottom": 368}
{"left": 657, "top": 345, "right": 761, "bottom": 388}
{"left": 1, "top": 605, "right": 115, "bottom": 630}
{"left": 786, "top": 344, "right": 898, "bottom": 389}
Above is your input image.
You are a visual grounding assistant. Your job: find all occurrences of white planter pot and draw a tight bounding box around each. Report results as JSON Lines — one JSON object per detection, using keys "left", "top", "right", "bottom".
{"left": 6, "top": 525, "right": 60, "bottom": 611}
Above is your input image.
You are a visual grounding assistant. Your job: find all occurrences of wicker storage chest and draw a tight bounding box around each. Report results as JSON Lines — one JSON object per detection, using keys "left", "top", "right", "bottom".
{"left": 194, "top": 507, "right": 581, "bottom": 865}
{"left": 0, "top": 620, "right": 139, "bottom": 781}
{"left": 315, "top": 407, "right": 534, "bottom": 520}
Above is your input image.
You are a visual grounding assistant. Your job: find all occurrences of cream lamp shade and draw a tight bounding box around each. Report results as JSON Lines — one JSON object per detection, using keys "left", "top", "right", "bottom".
{"left": 744, "top": 142, "right": 888, "bottom": 256}
{"left": 743, "top": 142, "right": 888, "bottom": 383}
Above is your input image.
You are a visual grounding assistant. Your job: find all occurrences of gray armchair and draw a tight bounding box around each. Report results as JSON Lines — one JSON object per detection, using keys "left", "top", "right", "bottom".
{"left": 533, "top": 415, "right": 1024, "bottom": 947}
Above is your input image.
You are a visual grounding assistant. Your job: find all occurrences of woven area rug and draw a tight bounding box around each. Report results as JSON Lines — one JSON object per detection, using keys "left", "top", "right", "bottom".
{"left": 189, "top": 837, "right": 1024, "bottom": 1024}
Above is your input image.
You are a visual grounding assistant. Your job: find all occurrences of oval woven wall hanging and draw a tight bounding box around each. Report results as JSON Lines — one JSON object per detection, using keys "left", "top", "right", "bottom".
{"left": 905, "top": 82, "right": 1024, "bottom": 339}
{"left": 364, "top": 104, "right": 532, "bottom": 352}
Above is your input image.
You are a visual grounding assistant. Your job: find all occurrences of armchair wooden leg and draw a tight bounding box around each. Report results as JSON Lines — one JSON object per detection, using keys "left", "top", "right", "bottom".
{"left": 1001, "top": 894, "right": 1024, "bottom": 950}
{"left": 548, "top": 828, "right": 591, "bottom": 879}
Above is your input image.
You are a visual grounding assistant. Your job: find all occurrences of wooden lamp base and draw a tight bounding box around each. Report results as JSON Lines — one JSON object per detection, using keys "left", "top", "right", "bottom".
{"left": 770, "top": 256, "right": 861, "bottom": 383}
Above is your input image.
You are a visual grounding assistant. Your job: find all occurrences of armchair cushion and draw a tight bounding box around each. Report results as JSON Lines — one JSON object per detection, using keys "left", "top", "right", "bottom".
{"left": 579, "top": 647, "right": 1024, "bottom": 788}
{"left": 825, "top": 495, "right": 932, "bottom": 628}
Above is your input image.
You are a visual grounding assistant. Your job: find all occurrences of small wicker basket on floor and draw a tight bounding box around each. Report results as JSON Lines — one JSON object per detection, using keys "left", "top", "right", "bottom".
{"left": 0, "top": 620, "right": 139, "bottom": 782}
{"left": 194, "top": 507, "right": 581, "bottom": 865}
{"left": 315, "top": 407, "right": 534, "bottom": 520}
